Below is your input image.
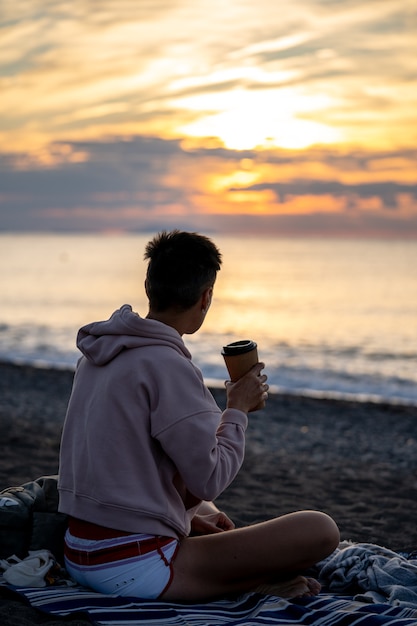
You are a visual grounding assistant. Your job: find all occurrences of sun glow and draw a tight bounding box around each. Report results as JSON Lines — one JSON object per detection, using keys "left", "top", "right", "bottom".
{"left": 175, "top": 88, "right": 341, "bottom": 150}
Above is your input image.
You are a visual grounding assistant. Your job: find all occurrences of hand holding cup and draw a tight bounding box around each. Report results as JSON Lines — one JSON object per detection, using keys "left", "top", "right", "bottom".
{"left": 222, "top": 340, "right": 268, "bottom": 412}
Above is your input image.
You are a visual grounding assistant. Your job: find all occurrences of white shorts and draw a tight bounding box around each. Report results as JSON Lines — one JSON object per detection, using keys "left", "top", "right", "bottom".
{"left": 64, "top": 528, "right": 179, "bottom": 599}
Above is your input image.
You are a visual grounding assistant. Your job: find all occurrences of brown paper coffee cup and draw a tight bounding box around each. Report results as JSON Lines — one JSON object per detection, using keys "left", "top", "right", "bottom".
{"left": 222, "top": 340, "right": 258, "bottom": 382}
{"left": 222, "top": 340, "right": 265, "bottom": 411}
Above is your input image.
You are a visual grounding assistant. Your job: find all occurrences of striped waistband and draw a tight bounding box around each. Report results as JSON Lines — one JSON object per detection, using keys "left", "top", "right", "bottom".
{"left": 64, "top": 534, "right": 176, "bottom": 566}
{"left": 65, "top": 517, "right": 177, "bottom": 566}
{"left": 68, "top": 517, "right": 137, "bottom": 540}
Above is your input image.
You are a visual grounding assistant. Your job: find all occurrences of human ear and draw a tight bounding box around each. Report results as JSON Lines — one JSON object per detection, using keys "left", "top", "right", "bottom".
{"left": 201, "top": 286, "right": 213, "bottom": 312}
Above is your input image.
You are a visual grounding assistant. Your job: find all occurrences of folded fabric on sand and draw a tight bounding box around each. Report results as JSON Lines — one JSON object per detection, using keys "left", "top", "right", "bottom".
{"left": 0, "top": 550, "right": 56, "bottom": 587}
{"left": 319, "top": 542, "right": 417, "bottom": 607}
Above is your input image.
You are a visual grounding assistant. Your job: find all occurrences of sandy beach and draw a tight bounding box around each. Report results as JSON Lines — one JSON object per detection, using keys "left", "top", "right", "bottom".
{"left": 1, "top": 360, "right": 417, "bottom": 624}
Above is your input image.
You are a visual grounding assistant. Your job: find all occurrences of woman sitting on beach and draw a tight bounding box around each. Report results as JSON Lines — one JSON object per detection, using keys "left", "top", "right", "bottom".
{"left": 58, "top": 230, "right": 339, "bottom": 602}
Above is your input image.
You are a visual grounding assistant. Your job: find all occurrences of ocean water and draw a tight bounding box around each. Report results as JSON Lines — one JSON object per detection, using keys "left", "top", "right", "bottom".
{"left": 1, "top": 233, "right": 417, "bottom": 406}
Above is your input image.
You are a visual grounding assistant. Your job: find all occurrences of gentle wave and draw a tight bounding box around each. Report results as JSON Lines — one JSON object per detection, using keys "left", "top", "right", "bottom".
{"left": 1, "top": 323, "right": 417, "bottom": 408}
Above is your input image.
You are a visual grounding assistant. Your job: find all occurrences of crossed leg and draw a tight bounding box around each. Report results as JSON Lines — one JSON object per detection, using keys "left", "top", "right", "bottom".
{"left": 162, "top": 510, "right": 339, "bottom": 602}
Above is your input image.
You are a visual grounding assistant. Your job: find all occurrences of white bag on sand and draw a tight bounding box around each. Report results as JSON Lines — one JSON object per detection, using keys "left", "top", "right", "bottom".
{"left": 0, "top": 549, "right": 55, "bottom": 587}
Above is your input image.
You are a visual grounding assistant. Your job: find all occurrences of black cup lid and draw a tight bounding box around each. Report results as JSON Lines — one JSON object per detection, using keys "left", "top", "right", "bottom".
{"left": 221, "top": 340, "right": 257, "bottom": 356}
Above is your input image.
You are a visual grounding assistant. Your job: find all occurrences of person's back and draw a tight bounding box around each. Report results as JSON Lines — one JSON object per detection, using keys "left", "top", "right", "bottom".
{"left": 59, "top": 304, "right": 247, "bottom": 537}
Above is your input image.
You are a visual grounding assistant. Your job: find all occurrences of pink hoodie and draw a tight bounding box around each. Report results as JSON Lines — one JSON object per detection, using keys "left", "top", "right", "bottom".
{"left": 58, "top": 305, "right": 247, "bottom": 538}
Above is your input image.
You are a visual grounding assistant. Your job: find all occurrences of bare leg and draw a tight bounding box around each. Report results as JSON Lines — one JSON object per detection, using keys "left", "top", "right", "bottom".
{"left": 163, "top": 510, "right": 339, "bottom": 602}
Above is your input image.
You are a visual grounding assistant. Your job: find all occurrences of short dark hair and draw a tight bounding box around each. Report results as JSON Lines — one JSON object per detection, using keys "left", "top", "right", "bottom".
{"left": 144, "top": 230, "right": 222, "bottom": 312}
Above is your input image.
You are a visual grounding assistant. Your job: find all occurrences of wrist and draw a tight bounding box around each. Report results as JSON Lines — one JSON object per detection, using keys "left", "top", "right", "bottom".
{"left": 227, "top": 402, "right": 248, "bottom": 414}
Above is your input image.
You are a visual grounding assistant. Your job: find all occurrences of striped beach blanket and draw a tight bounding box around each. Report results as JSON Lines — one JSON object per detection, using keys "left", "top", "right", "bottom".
{"left": 3, "top": 584, "right": 417, "bottom": 625}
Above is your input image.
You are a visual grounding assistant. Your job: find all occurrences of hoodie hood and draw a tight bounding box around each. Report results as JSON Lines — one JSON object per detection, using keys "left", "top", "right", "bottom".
{"left": 77, "top": 304, "right": 190, "bottom": 366}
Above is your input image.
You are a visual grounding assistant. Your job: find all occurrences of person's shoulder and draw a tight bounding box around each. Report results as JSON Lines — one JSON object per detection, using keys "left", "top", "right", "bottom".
{"left": 123, "top": 343, "right": 193, "bottom": 379}
{"left": 141, "top": 343, "right": 205, "bottom": 385}
{"left": 139, "top": 342, "right": 190, "bottom": 361}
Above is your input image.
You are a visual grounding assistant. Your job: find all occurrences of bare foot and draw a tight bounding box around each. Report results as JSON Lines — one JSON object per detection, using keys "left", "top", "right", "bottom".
{"left": 255, "top": 575, "right": 321, "bottom": 599}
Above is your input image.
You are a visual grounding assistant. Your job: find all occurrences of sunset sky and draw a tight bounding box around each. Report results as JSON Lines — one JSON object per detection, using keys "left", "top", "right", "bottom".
{"left": 1, "top": 0, "right": 416, "bottom": 236}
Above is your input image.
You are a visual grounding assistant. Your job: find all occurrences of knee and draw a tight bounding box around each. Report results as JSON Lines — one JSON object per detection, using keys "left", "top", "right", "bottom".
{"left": 313, "top": 511, "right": 340, "bottom": 557}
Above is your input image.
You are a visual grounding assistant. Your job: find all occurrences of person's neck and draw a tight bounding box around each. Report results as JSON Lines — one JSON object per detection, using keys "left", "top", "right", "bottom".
{"left": 146, "top": 310, "right": 186, "bottom": 336}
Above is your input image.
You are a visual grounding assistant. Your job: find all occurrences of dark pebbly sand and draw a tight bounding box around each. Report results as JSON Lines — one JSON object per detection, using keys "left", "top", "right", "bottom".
{"left": 1, "top": 361, "right": 417, "bottom": 624}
